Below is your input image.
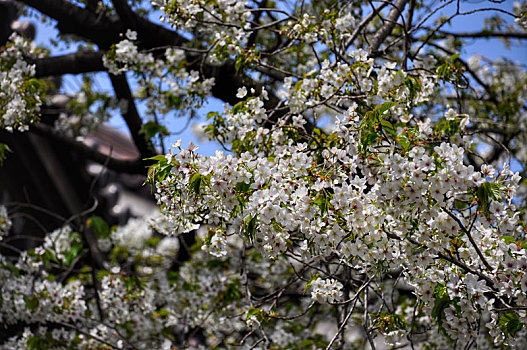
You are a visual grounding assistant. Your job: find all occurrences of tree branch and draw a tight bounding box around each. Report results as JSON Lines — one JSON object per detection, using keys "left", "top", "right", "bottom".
{"left": 33, "top": 51, "right": 105, "bottom": 78}
{"left": 433, "top": 29, "right": 527, "bottom": 40}
{"left": 346, "top": 1, "right": 390, "bottom": 49}
{"left": 111, "top": 0, "right": 139, "bottom": 29}
{"left": 111, "top": 0, "right": 187, "bottom": 48}
{"left": 108, "top": 74, "right": 156, "bottom": 160}
{"left": 19, "top": 0, "right": 122, "bottom": 49}
{"left": 84, "top": 224, "right": 106, "bottom": 270}
{"left": 443, "top": 208, "right": 494, "bottom": 272}
{"left": 426, "top": 41, "right": 497, "bottom": 103}
{"left": 367, "top": 0, "right": 409, "bottom": 57}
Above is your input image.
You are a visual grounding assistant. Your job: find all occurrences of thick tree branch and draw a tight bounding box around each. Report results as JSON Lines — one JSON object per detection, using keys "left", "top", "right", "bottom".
{"left": 108, "top": 74, "right": 156, "bottom": 160}
{"left": 33, "top": 51, "right": 105, "bottom": 78}
{"left": 0, "top": 0, "right": 17, "bottom": 45}
{"left": 21, "top": 0, "right": 186, "bottom": 50}
{"left": 111, "top": 0, "right": 139, "bottom": 29}
{"left": 345, "top": 1, "right": 390, "bottom": 49}
{"left": 367, "top": 0, "right": 409, "bottom": 57}
{"left": 86, "top": 0, "right": 99, "bottom": 12}
{"left": 403, "top": 0, "right": 415, "bottom": 70}
{"left": 111, "top": 0, "right": 187, "bottom": 48}
{"left": 434, "top": 29, "right": 527, "bottom": 39}
{"left": 19, "top": 0, "right": 122, "bottom": 49}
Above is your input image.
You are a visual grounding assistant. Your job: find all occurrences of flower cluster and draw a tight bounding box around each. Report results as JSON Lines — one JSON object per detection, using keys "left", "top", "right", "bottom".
{"left": 310, "top": 277, "right": 343, "bottom": 303}
{"left": 154, "top": 0, "right": 251, "bottom": 62}
{"left": 102, "top": 30, "right": 154, "bottom": 75}
{"left": 107, "top": 211, "right": 180, "bottom": 272}
{"left": 0, "top": 252, "right": 88, "bottom": 327}
{"left": 0, "top": 34, "right": 46, "bottom": 132}
{"left": 103, "top": 31, "right": 215, "bottom": 121}
{"left": 42, "top": 226, "right": 75, "bottom": 262}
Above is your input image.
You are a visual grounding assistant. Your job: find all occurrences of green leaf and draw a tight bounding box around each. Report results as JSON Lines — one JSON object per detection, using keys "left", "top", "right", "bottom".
{"left": 380, "top": 119, "right": 395, "bottom": 135}
{"left": 64, "top": 241, "right": 83, "bottom": 266}
{"left": 27, "top": 336, "right": 46, "bottom": 350}
{"left": 243, "top": 214, "right": 258, "bottom": 242}
{"left": 436, "top": 63, "right": 448, "bottom": 77}
{"left": 501, "top": 235, "right": 516, "bottom": 244}
{"left": 218, "top": 280, "right": 242, "bottom": 303}
{"left": 110, "top": 246, "right": 129, "bottom": 262}
{"left": 140, "top": 121, "right": 170, "bottom": 140}
{"left": 0, "top": 143, "right": 13, "bottom": 166}
{"left": 87, "top": 216, "right": 110, "bottom": 239}
{"left": 156, "top": 308, "right": 171, "bottom": 318}
{"left": 498, "top": 312, "right": 523, "bottom": 337}
{"left": 235, "top": 181, "right": 251, "bottom": 194}
{"left": 363, "top": 110, "right": 375, "bottom": 125}
{"left": 375, "top": 101, "right": 399, "bottom": 116}
{"left": 145, "top": 155, "right": 168, "bottom": 161}
{"left": 231, "top": 139, "right": 243, "bottom": 153}
{"left": 125, "top": 275, "right": 143, "bottom": 292}
{"left": 96, "top": 270, "right": 111, "bottom": 280}
{"left": 396, "top": 135, "right": 410, "bottom": 150}
{"left": 2, "top": 261, "right": 20, "bottom": 277}
{"left": 245, "top": 307, "right": 270, "bottom": 323}
{"left": 373, "top": 312, "right": 408, "bottom": 332}
{"left": 206, "top": 258, "right": 229, "bottom": 268}
{"left": 404, "top": 76, "right": 422, "bottom": 100}
{"left": 206, "top": 111, "right": 219, "bottom": 120}
{"left": 165, "top": 93, "right": 183, "bottom": 109}
{"left": 477, "top": 182, "right": 503, "bottom": 209}
{"left": 312, "top": 192, "right": 329, "bottom": 215}
{"left": 189, "top": 173, "right": 203, "bottom": 194}
{"left": 453, "top": 199, "right": 468, "bottom": 210}
{"left": 431, "top": 283, "right": 451, "bottom": 326}
{"left": 487, "top": 182, "right": 503, "bottom": 202}
{"left": 232, "top": 101, "right": 245, "bottom": 114}
{"left": 145, "top": 237, "right": 161, "bottom": 248}
{"left": 166, "top": 270, "right": 179, "bottom": 285}
{"left": 24, "top": 295, "right": 40, "bottom": 310}
{"left": 303, "top": 275, "right": 317, "bottom": 294}
{"left": 477, "top": 184, "right": 489, "bottom": 208}
{"left": 235, "top": 55, "right": 244, "bottom": 72}
{"left": 246, "top": 307, "right": 261, "bottom": 319}
{"left": 182, "top": 281, "right": 199, "bottom": 292}
{"left": 146, "top": 156, "right": 173, "bottom": 190}
{"left": 361, "top": 130, "right": 379, "bottom": 148}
